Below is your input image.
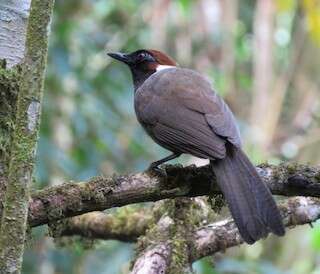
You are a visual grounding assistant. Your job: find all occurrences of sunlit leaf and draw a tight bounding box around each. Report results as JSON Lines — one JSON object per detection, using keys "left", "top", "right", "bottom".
{"left": 303, "top": 0, "right": 320, "bottom": 46}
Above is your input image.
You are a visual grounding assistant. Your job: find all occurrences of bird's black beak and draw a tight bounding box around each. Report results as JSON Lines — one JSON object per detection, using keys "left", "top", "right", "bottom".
{"left": 107, "top": 52, "right": 131, "bottom": 64}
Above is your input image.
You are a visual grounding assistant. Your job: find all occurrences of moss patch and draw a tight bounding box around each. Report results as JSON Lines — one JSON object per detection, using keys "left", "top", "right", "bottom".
{"left": 134, "top": 197, "right": 210, "bottom": 273}
{"left": 0, "top": 60, "right": 20, "bottom": 178}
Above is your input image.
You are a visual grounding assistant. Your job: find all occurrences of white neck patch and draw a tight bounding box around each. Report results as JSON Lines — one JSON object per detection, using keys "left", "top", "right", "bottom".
{"left": 156, "top": 65, "right": 175, "bottom": 71}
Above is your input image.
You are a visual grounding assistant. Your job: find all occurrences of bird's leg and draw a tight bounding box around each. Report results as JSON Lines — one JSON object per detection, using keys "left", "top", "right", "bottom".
{"left": 149, "top": 153, "right": 181, "bottom": 169}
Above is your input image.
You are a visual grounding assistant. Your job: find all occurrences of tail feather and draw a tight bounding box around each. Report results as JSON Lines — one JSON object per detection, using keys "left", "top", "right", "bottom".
{"left": 211, "top": 146, "right": 285, "bottom": 244}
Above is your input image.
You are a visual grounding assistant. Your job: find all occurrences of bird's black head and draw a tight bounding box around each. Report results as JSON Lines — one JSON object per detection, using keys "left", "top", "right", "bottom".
{"left": 108, "top": 49, "right": 177, "bottom": 90}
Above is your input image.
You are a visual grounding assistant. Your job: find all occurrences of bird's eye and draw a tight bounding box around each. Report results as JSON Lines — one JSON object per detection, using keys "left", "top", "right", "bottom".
{"left": 139, "top": 53, "right": 147, "bottom": 59}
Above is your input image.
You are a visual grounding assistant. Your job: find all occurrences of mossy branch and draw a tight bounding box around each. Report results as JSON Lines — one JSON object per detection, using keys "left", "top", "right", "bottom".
{"left": 51, "top": 207, "right": 153, "bottom": 242}
{"left": 191, "top": 196, "right": 320, "bottom": 261}
{"left": 24, "top": 162, "right": 320, "bottom": 273}
{"left": 0, "top": 0, "right": 55, "bottom": 272}
{"left": 130, "top": 196, "right": 320, "bottom": 273}
{"left": 44, "top": 195, "right": 320, "bottom": 273}
{"left": 131, "top": 198, "right": 196, "bottom": 274}
{"left": 21, "top": 162, "right": 320, "bottom": 228}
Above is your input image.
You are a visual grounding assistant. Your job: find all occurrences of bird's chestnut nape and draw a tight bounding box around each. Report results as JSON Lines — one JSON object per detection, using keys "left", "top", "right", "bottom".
{"left": 108, "top": 49, "right": 177, "bottom": 90}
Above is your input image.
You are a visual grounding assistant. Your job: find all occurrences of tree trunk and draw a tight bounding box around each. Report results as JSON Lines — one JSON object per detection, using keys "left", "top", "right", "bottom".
{"left": 0, "top": 0, "right": 55, "bottom": 273}
{"left": 250, "top": 0, "right": 275, "bottom": 154}
{"left": 0, "top": 0, "right": 31, "bottom": 68}
{"left": 0, "top": 0, "right": 31, "bottom": 219}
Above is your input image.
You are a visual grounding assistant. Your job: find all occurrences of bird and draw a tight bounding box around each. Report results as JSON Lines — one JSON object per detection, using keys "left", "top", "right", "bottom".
{"left": 107, "top": 49, "right": 285, "bottom": 244}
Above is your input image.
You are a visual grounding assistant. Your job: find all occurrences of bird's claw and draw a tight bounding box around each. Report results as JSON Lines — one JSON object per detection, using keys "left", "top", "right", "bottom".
{"left": 147, "top": 163, "right": 167, "bottom": 177}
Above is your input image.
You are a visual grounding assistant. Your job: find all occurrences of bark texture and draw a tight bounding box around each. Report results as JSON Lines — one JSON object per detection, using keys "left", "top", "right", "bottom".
{"left": 0, "top": 0, "right": 31, "bottom": 220}
{"left": 131, "top": 243, "right": 171, "bottom": 274}
{"left": 118, "top": 196, "right": 320, "bottom": 273}
{"left": 17, "top": 162, "right": 320, "bottom": 227}
{"left": 192, "top": 196, "right": 320, "bottom": 261}
{"left": 131, "top": 199, "right": 195, "bottom": 274}
{"left": 0, "top": 0, "right": 31, "bottom": 68}
{"left": 0, "top": 0, "right": 55, "bottom": 272}
{"left": 0, "top": 62, "right": 19, "bottom": 214}
{"left": 51, "top": 208, "right": 153, "bottom": 242}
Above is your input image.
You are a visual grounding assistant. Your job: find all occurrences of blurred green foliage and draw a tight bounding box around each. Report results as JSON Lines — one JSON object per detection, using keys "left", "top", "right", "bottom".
{"left": 311, "top": 222, "right": 320, "bottom": 251}
{"left": 22, "top": 0, "right": 320, "bottom": 273}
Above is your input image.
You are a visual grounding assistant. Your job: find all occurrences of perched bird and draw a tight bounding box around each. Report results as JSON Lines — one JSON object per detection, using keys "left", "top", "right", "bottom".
{"left": 108, "top": 49, "right": 285, "bottom": 244}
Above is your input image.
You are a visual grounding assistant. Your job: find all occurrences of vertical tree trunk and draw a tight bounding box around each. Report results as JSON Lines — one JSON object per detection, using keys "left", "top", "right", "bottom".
{"left": 0, "top": 0, "right": 31, "bottom": 68}
{"left": 250, "top": 0, "right": 275, "bottom": 153}
{"left": 0, "top": 0, "right": 31, "bottom": 219}
{"left": 0, "top": 0, "right": 55, "bottom": 273}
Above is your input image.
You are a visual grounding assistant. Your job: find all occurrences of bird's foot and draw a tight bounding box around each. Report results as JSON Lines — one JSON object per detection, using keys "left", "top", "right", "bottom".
{"left": 147, "top": 163, "right": 167, "bottom": 177}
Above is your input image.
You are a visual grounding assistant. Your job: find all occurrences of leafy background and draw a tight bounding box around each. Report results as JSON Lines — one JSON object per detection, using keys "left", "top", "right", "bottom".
{"left": 22, "top": 0, "right": 320, "bottom": 273}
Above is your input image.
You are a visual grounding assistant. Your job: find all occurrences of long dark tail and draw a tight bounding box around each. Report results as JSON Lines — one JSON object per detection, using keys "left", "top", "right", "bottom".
{"left": 211, "top": 145, "right": 285, "bottom": 244}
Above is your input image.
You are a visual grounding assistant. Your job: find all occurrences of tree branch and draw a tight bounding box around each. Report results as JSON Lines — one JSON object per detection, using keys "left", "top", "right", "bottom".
{"left": 29, "top": 162, "right": 313, "bottom": 273}
{"left": 52, "top": 208, "right": 152, "bottom": 242}
{"left": 128, "top": 196, "right": 320, "bottom": 273}
{"left": 131, "top": 243, "right": 171, "bottom": 274}
{"left": 27, "top": 163, "right": 320, "bottom": 227}
{"left": 192, "top": 196, "right": 320, "bottom": 261}
{"left": 130, "top": 213, "right": 173, "bottom": 274}
{"left": 55, "top": 197, "right": 320, "bottom": 251}
{"left": 131, "top": 198, "right": 195, "bottom": 274}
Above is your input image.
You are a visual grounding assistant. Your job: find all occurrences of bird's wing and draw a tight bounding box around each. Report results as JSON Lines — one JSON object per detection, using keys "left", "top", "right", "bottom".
{"left": 150, "top": 103, "right": 227, "bottom": 159}
{"left": 136, "top": 68, "right": 241, "bottom": 159}
{"left": 179, "top": 88, "right": 241, "bottom": 147}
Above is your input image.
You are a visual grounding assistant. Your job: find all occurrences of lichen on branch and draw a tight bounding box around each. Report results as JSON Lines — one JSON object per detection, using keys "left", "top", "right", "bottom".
{"left": 21, "top": 162, "right": 320, "bottom": 228}
{"left": 50, "top": 206, "right": 153, "bottom": 242}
